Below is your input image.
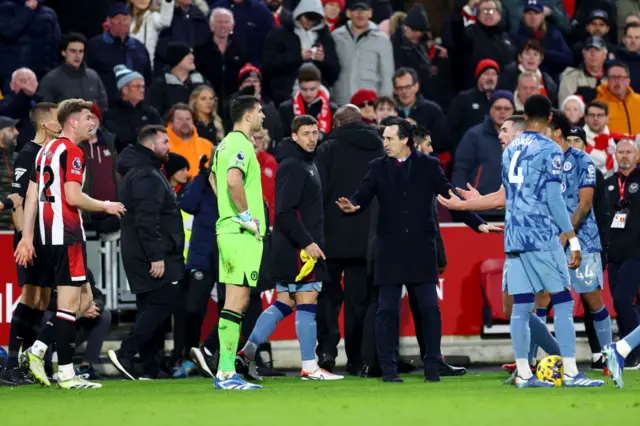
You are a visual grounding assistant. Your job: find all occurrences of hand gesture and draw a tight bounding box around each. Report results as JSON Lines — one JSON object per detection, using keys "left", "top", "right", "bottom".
{"left": 305, "top": 242, "right": 326, "bottom": 260}
{"left": 437, "top": 190, "right": 466, "bottom": 210}
{"left": 543, "top": 6, "right": 552, "bottom": 17}
{"left": 26, "top": 0, "right": 38, "bottom": 10}
{"left": 336, "top": 197, "right": 360, "bottom": 213}
{"left": 22, "top": 77, "right": 38, "bottom": 96}
{"left": 104, "top": 201, "right": 126, "bottom": 218}
{"left": 14, "top": 237, "right": 35, "bottom": 267}
{"left": 314, "top": 45, "right": 325, "bottom": 62}
{"left": 199, "top": 154, "right": 209, "bottom": 172}
{"left": 457, "top": 183, "right": 481, "bottom": 200}
{"left": 568, "top": 249, "right": 582, "bottom": 270}
{"left": 478, "top": 224, "right": 503, "bottom": 233}
{"left": 231, "top": 217, "right": 262, "bottom": 240}
{"left": 302, "top": 48, "right": 313, "bottom": 61}
{"left": 83, "top": 302, "right": 101, "bottom": 319}
{"left": 150, "top": 260, "right": 165, "bottom": 278}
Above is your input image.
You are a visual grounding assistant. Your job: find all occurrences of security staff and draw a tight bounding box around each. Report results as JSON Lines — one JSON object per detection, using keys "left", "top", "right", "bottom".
{"left": 605, "top": 139, "right": 640, "bottom": 369}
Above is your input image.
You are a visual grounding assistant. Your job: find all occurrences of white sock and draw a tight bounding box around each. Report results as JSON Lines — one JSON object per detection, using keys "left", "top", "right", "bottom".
{"left": 617, "top": 340, "right": 632, "bottom": 358}
{"left": 563, "top": 357, "right": 578, "bottom": 377}
{"left": 58, "top": 363, "right": 75, "bottom": 381}
{"left": 216, "top": 370, "right": 235, "bottom": 380}
{"left": 31, "top": 340, "right": 48, "bottom": 359}
{"left": 242, "top": 341, "right": 258, "bottom": 361}
{"left": 591, "top": 352, "right": 602, "bottom": 362}
{"left": 516, "top": 359, "right": 532, "bottom": 379}
{"left": 302, "top": 359, "right": 319, "bottom": 372}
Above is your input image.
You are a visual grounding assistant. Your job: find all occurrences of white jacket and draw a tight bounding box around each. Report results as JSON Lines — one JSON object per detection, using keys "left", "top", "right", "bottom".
{"left": 130, "top": 0, "right": 175, "bottom": 68}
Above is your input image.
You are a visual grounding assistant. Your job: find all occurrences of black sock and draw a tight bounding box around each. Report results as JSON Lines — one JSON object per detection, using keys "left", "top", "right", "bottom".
{"left": 22, "top": 308, "right": 44, "bottom": 350}
{"left": 203, "top": 327, "right": 219, "bottom": 356}
{"left": 38, "top": 315, "right": 56, "bottom": 347}
{"left": 54, "top": 309, "right": 77, "bottom": 366}
{"left": 7, "top": 304, "right": 33, "bottom": 368}
{"left": 185, "top": 312, "right": 205, "bottom": 354}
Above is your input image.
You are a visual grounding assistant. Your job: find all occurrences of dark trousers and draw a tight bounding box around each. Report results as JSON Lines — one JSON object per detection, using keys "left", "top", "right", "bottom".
{"left": 316, "top": 258, "right": 369, "bottom": 366}
{"left": 609, "top": 260, "right": 640, "bottom": 359}
{"left": 376, "top": 283, "right": 441, "bottom": 377}
{"left": 361, "top": 281, "right": 378, "bottom": 367}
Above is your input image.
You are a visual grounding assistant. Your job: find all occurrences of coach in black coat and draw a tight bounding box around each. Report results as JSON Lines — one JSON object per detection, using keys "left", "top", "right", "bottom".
{"left": 337, "top": 117, "right": 495, "bottom": 383}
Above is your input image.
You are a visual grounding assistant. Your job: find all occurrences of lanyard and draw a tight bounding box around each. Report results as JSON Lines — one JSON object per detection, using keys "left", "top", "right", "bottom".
{"left": 618, "top": 175, "right": 626, "bottom": 200}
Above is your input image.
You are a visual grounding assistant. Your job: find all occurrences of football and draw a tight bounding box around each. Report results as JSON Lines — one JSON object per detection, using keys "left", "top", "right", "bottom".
{"left": 536, "top": 355, "right": 564, "bottom": 387}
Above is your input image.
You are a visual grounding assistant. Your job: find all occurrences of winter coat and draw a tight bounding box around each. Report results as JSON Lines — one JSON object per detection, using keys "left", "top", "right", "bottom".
{"left": 447, "top": 87, "right": 490, "bottom": 147}
{"left": 262, "top": 5, "right": 340, "bottom": 106}
{"left": 269, "top": 138, "right": 328, "bottom": 283}
{"left": 616, "top": 48, "right": 640, "bottom": 94}
{"left": 129, "top": 0, "right": 175, "bottom": 67}
{"left": 314, "top": 120, "right": 385, "bottom": 259}
{"left": 166, "top": 126, "right": 213, "bottom": 178}
{"left": 331, "top": 21, "right": 394, "bottom": 105}
{"left": 211, "top": 0, "right": 275, "bottom": 67}
{"left": 85, "top": 32, "right": 152, "bottom": 106}
{"left": 558, "top": 65, "right": 603, "bottom": 105}
{"left": 149, "top": 71, "right": 208, "bottom": 117}
{"left": 497, "top": 63, "right": 558, "bottom": 106}
{"left": 397, "top": 95, "right": 454, "bottom": 153}
{"left": 595, "top": 83, "right": 640, "bottom": 135}
{"left": 278, "top": 97, "right": 337, "bottom": 137}
{"left": 511, "top": 23, "right": 572, "bottom": 80}
{"left": 37, "top": 63, "right": 108, "bottom": 112}
{"left": 502, "top": 0, "right": 571, "bottom": 34}
{"left": 0, "top": 90, "right": 41, "bottom": 152}
{"left": 46, "top": 0, "right": 112, "bottom": 40}
{"left": 0, "top": 0, "right": 60, "bottom": 85}
{"left": 118, "top": 143, "right": 185, "bottom": 293}
{"left": 102, "top": 99, "right": 163, "bottom": 153}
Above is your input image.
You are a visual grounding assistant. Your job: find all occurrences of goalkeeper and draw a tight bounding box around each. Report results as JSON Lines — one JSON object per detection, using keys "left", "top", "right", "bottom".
{"left": 209, "top": 95, "right": 266, "bottom": 390}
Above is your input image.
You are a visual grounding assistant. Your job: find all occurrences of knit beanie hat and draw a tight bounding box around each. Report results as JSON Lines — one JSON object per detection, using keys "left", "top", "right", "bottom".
{"left": 90, "top": 103, "right": 102, "bottom": 122}
{"left": 321, "top": 0, "right": 345, "bottom": 10}
{"left": 238, "top": 64, "right": 262, "bottom": 85}
{"left": 350, "top": 89, "right": 377, "bottom": 106}
{"left": 403, "top": 4, "right": 429, "bottom": 32}
{"left": 560, "top": 95, "right": 585, "bottom": 114}
{"left": 489, "top": 90, "right": 515, "bottom": 108}
{"left": 165, "top": 153, "right": 190, "bottom": 179}
{"left": 114, "top": 64, "right": 144, "bottom": 91}
{"left": 475, "top": 59, "right": 500, "bottom": 79}
{"left": 166, "top": 42, "right": 193, "bottom": 70}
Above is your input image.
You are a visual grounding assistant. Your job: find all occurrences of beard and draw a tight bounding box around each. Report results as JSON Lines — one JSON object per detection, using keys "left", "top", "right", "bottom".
{"left": 267, "top": 0, "right": 281, "bottom": 11}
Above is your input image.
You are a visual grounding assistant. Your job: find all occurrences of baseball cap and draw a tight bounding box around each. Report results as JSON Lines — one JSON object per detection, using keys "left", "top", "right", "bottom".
{"left": 0, "top": 116, "right": 19, "bottom": 131}
{"left": 349, "top": 0, "right": 371, "bottom": 10}
{"left": 569, "top": 126, "right": 587, "bottom": 144}
{"left": 108, "top": 3, "right": 130, "bottom": 18}
{"left": 524, "top": 0, "right": 543, "bottom": 13}
{"left": 588, "top": 9, "right": 609, "bottom": 25}
{"left": 584, "top": 35, "right": 606, "bottom": 49}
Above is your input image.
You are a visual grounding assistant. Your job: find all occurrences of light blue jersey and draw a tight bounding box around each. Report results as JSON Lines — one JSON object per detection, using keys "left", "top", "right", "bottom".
{"left": 502, "top": 131, "right": 565, "bottom": 253}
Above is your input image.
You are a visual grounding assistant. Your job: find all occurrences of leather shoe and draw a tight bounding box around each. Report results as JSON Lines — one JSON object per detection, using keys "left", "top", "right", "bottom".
{"left": 360, "top": 365, "right": 382, "bottom": 378}
{"left": 346, "top": 363, "right": 360, "bottom": 376}
{"left": 318, "top": 353, "right": 336, "bottom": 372}
{"left": 424, "top": 363, "right": 440, "bottom": 382}
{"left": 397, "top": 359, "right": 416, "bottom": 373}
{"left": 382, "top": 374, "right": 403, "bottom": 383}
{"left": 439, "top": 361, "right": 466, "bottom": 377}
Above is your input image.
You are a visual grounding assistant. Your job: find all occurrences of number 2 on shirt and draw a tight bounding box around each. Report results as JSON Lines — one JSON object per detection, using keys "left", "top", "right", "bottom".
{"left": 508, "top": 151, "right": 524, "bottom": 185}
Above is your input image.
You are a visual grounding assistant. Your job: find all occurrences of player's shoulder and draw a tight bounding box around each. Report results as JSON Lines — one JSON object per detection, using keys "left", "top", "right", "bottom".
{"left": 571, "top": 147, "right": 594, "bottom": 166}
{"left": 222, "top": 130, "right": 251, "bottom": 146}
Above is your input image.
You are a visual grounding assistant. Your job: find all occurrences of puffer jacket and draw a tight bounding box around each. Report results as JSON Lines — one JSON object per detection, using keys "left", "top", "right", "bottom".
{"left": 595, "top": 82, "right": 640, "bottom": 135}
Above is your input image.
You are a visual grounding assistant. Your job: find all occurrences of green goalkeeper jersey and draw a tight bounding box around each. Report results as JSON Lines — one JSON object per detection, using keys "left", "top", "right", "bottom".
{"left": 212, "top": 130, "right": 266, "bottom": 236}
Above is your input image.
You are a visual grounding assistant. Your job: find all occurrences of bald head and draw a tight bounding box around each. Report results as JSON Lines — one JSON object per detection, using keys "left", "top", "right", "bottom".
{"left": 616, "top": 139, "right": 639, "bottom": 173}
{"left": 10, "top": 67, "right": 37, "bottom": 96}
{"left": 334, "top": 104, "right": 362, "bottom": 128}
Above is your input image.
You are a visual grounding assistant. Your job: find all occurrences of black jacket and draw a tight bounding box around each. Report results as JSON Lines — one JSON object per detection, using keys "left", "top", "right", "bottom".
{"left": 398, "top": 95, "right": 453, "bottom": 153}
{"left": 117, "top": 144, "right": 185, "bottom": 293}
{"left": 103, "top": 99, "right": 164, "bottom": 153}
{"left": 447, "top": 87, "right": 491, "bottom": 147}
{"left": 149, "top": 71, "right": 209, "bottom": 118}
{"left": 0, "top": 90, "right": 42, "bottom": 152}
{"left": 461, "top": 22, "right": 516, "bottom": 90}
{"left": 497, "top": 63, "right": 558, "bottom": 107}
{"left": 594, "top": 168, "right": 610, "bottom": 256}
{"left": 315, "top": 121, "right": 385, "bottom": 259}
{"left": 351, "top": 150, "right": 484, "bottom": 286}
{"left": 605, "top": 167, "right": 640, "bottom": 263}
{"left": 269, "top": 139, "right": 328, "bottom": 283}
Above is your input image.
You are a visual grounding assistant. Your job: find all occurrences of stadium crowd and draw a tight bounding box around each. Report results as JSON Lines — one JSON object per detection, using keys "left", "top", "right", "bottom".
{"left": 1, "top": 0, "right": 640, "bottom": 385}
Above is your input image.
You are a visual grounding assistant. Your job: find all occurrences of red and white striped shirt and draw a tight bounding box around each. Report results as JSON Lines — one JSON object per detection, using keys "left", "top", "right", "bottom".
{"left": 31, "top": 137, "right": 86, "bottom": 246}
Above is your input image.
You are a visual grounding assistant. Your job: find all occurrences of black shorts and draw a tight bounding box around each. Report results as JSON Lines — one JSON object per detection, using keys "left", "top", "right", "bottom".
{"left": 40, "top": 241, "right": 89, "bottom": 288}
{"left": 14, "top": 232, "right": 51, "bottom": 288}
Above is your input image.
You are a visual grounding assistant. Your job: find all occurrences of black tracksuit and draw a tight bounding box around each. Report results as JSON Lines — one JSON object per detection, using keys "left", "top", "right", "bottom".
{"left": 314, "top": 120, "right": 385, "bottom": 366}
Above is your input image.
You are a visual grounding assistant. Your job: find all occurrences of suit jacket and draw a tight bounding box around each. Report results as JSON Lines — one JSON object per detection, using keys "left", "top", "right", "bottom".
{"left": 350, "top": 150, "right": 485, "bottom": 286}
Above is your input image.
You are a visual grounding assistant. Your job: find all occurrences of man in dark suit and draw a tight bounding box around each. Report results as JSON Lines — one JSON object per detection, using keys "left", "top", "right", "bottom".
{"left": 337, "top": 117, "right": 500, "bottom": 383}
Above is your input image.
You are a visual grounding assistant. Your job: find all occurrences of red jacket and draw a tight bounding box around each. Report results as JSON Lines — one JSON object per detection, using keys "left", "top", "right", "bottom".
{"left": 257, "top": 151, "right": 278, "bottom": 225}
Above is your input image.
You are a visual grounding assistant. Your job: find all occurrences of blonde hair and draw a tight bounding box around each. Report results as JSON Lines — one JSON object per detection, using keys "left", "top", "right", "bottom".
{"left": 189, "top": 85, "right": 225, "bottom": 144}
{"left": 128, "top": 0, "right": 160, "bottom": 35}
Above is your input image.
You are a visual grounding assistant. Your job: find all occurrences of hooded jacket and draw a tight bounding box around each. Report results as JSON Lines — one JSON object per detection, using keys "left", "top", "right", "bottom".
{"left": 315, "top": 120, "right": 385, "bottom": 259}
{"left": 269, "top": 138, "right": 328, "bottom": 283}
{"left": 595, "top": 82, "right": 640, "bottom": 135}
{"left": 38, "top": 63, "right": 108, "bottom": 112}
{"left": 117, "top": 143, "right": 185, "bottom": 293}
{"left": 262, "top": 4, "right": 340, "bottom": 106}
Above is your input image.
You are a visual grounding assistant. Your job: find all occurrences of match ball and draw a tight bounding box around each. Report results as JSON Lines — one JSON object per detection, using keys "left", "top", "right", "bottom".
{"left": 536, "top": 355, "right": 564, "bottom": 387}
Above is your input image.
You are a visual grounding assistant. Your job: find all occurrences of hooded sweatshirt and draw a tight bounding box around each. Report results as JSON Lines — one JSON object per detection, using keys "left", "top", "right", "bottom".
{"left": 293, "top": 0, "right": 326, "bottom": 50}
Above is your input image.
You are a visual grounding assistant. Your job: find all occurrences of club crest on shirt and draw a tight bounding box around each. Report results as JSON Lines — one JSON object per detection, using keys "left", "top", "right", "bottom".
{"left": 608, "top": 185, "right": 615, "bottom": 191}
{"left": 563, "top": 161, "right": 572, "bottom": 171}
{"left": 630, "top": 183, "right": 639, "bottom": 194}
{"left": 552, "top": 156, "right": 562, "bottom": 170}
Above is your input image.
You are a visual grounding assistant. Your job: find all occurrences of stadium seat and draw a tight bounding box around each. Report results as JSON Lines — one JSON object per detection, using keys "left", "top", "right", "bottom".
{"left": 480, "top": 258, "right": 507, "bottom": 323}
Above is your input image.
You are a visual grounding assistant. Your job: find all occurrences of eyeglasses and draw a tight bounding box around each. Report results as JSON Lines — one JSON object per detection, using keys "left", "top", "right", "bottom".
{"left": 492, "top": 106, "right": 513, "bottom": 112}
{"left": 480, "top": 8, "right": 497, "bottom": 14}
{"left": 394, "top": 84, "right": 415, "bottom": 91}
{"left": 608, "top": 75, "right": 630, "bottom": 81}
{"left": 358, "top": 101, "right": 375, "bottom": 108}
{"left": 130, "top": 84, "right": 145, "bottom": 89}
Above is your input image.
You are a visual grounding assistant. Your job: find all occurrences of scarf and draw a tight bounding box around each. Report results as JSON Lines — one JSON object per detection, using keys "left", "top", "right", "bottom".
{"left": 293, "top": 89, "right": 332, "bottom": 133}
{"left": 518, "top": 64, "right": 547, "bottom": 98}
{"left": 326, "top": 16, "right": 339, "bottom": 32}
{"left": 584, "top": 124, "right": 617, "bottom": 175}
{"left": 462, "top": 5, "right": 476, "bottom": 27}
{"left": 273, "top": 10, "right": 281, "bottom": 26}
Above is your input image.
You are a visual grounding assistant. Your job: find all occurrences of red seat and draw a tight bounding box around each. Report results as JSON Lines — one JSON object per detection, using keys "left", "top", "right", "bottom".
{"left": 480, "top": 259, "right": 507, "bottom": 322}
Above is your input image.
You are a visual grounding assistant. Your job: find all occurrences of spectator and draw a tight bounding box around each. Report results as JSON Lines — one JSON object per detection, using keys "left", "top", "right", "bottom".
{"left": 189, "top": 85, "right": 225, "bottom": 145}
{"left": 452, "top": 90, "right": 514, "bottom": 220}
{"left": 595, "top": 61, "right": 640, "bottom": 135}
{"left": 194, "top": 8, "right": 250, "bottom": 106}
{"left": 164, "top": 152, "right": 191, "bottom": 192}
{"left": 267, "top": 0, "right": 284, "bottom": 26}
{"left": 0, "top": 0, "right": 60, "bottom": 87}
{"left": 571, "top": 2, "right": 618, "bottom": 46}
{"left": 252, "top": 128, "right": 278, "bottom": 225}
{"left": 459, "top": 0, "right": 516, "bottom": 90}
{"left": 449, "top": 59, "right": 499, "bottom": 146}
{"left": 350, "top": 89, "right": 377, "bottom": 124}
{"left": 571, "top": 10, "right": 617, "bottom": 65}
{"left": 166, "top": 104, "right": 212, "bottom": 177}
{"left": 314, "top": 104, "right": 385, "bottom": 374}
{"left": 211, "top": 0, "right": 275, "bottom": 66}
{"left": 583, "top": 100, "right": 617, "bottom": 176}
{"left": 501, "top": 0, "right": 570, "bottom": 34}
{"left": 510, "top": 0, "right": 570, "bottom": 80}
{"left": 331, "top": 0, "right": 394, "bottom": 105}
{"left": 513, "top": 71, "right": 540, "bottom": 111}
{"left": 103, "top": 65, "right": 163, "bottom": 153}
{"left": 262, "top": 0, "right": 340, "bottom": 107}
{"left": 80, "top": 104, "right": 120, "bottom": 234}
{"left": 561, "top": 94, "right": 586, "bottom": 125}
{"left": 617, "top": 22, "right": 640, "bottom": 93}
{"left": 374, "top": 95, "right": 397, "bottom": 126}
{"left": 618, "top": 2, "right": 640, "bottom": 41}
{"left": 322, "top": 0, "right": 344, "bottom": 31}
{"left": 149, "top": 42, "right": 209, "bottom": 117}
{"left": 278, "top": 64, "right": 337, "bottom": 138}
{"left": 46, "top": 0, "right": 112, "bottom": 41}
{"left": 497, "top": 39, "right": 558, "bottom": 106}
{"left": 128, "top": 0, "right": 175, "bottom": 67}
{"left": 0, "top": 68, "right": 41, "bottom": 152}
{"left": 154, "top": 0, "right": 211, "bottom": 72}
{"left": 0, "top": 117, "right": 18, "bottom": 230}
{"left": 558, "top": 36, "right": 608, "bottom": 105}
{"left": 441, "top": 0, "right": 479, "bottom": 93}
{"left": 394, "top": 68, "right": 453, "bottom": 153}
{"left": 37, "top": 33, "right": 108, "bottom": 113}
{"left": 86, "top": 4, "right": 152, "bottom": 106}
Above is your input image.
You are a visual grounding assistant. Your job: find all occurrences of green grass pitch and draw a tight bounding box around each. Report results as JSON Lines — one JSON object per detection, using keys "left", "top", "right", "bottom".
{"left": 1, "top": 372, "right": 639, "bottom": 426}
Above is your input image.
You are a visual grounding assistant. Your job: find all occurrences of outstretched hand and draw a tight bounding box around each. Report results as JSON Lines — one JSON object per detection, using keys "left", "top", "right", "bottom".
{"left": 478, "top": 224, "right": 503, "bottom": 233}
{"left": 336, "top": 197, "right": 360, "bottom": 213}
{"left": 437, "top": 190, "right": 466, "bottom": 210}
{"left": 457, "top": 183, "right": 481, "bottom": 200}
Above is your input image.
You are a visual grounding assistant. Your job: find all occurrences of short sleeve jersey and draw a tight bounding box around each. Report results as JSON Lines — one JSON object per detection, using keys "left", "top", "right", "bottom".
{"left": 562, "top": 147, "right": 602, "bottom": 253}
{"left": 31, "top": 137, "right": 86, "bottom": 245}
{"left": 212, "top": 131, "right": 265, "bottom": 235}
{"left": 502, "top": 131, "right": 565, "bottom": 253}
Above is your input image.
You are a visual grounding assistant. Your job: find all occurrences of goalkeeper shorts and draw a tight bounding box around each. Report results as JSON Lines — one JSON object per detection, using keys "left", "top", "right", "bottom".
{"left": 217, "top": 233, "right": 263, "bottom": 287}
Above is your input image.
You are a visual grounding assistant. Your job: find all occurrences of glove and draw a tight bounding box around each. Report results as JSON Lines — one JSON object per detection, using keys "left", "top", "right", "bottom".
{"left": 199, "top": 155, "right": 210, "bottom": 177}
{"left": 295, "top": 249, "right": 317, "bottom": 282}
{"left": 231, "top": 210, "right": 262, "bottom": 240}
